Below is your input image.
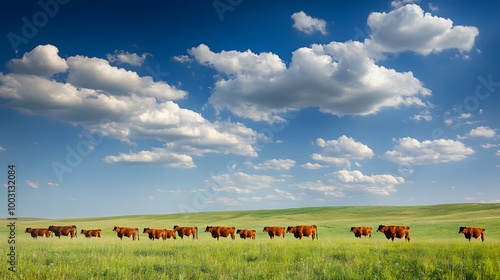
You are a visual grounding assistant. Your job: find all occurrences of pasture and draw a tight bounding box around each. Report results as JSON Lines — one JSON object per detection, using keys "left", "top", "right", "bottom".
{"left": 2, "top": 203, "right": 500, "bottom": 279}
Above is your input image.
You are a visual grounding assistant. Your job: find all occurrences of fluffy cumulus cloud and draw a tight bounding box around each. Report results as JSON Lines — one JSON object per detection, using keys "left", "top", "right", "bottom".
{"left": 311, "top": 135, "right": 374, "bottom": 167}
{"left": 296, "top": 169, "right": 404, "bottom": 197}
{"left": 189, "top": 42, "right": 430, "bottom": 123}
{"left": 291, "top": 11, "right": 328, "bottom": 35}
{"left": 185, "top": 4, "right": 477, "bottom": 123}
{"left": 0, "top": 45, "right": 260, "bottom": 167}
{"left": 332, "top": 170, "right": 404, "bottom": 195}
{"left": 7, "top": 44, "right": 68, "bottom": 77}
{"left": 383, "top": 137, "right": 475, "bottom": 165}
{"left": 367, "top": 4, "right": 479, "bottom": 55}
{"left": 467, "top": 126, "right": 497, "bottom": 138}
{"left": 106, "top": 50, "right": 150, "bottom": 66}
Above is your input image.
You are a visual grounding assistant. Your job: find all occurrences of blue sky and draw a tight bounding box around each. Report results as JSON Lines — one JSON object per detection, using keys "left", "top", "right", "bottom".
{"left": 1, "top": 0, "right": 499, "bottom": 218}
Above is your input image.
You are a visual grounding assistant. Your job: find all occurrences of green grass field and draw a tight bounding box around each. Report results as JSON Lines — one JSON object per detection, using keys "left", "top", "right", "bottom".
{"left": 2, "top": 203, "right": 500, "bottom": 279}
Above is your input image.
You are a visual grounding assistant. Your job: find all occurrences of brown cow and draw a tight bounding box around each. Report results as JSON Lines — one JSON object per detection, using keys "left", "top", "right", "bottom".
{"left": 286, "top": 225, "right": 318, "bottom": 240}
{"left": 113, "top": 226, "right": 139, "bottom": 240}
{"left": 25, "top": 228, "right": 51, "bottom": 239}
{"left": 205, "top": 226, "right": 235, "bottom": 240}
{"left": 81, "top": 229, "right": 101, "bottom": 238}
{"left": 459, "top": 226, "right": 485, "bottom": 242}
{"left": 236, "top": 229, "right": 256, "bottom": 240}
{"left": 377, "top": 225, "right": 410, "bottom": 242}
{"left": 173, "top": 225, "right": 198, "bottom": 240}
{"left": 143, "top": 228, "right": 177, "bottom": 240}
{"left": 143, "top": 228, "right": 164, "bottom": 240}
{"left": 163, "top": 229, "right": 177, "bottom": 240}
{"left": 48, "top": 225, "right": 77, "bottom": 239}
{"left": 263, "top": 226, "right": 286, "bottom": 239}
{"left": 350, "top": 226, "right": 372, "bottom": 238}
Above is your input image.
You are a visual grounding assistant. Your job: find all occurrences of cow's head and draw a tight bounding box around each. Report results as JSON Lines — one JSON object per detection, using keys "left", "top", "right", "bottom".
{"left": 286, "top": 226, "right": 294, "bottom": 233}
{"left": 48, "top": 225, "right": 54, "bottom": 230}
{"left": 350, "top": 227, "right": 355, "bottom": 232}
{"left": 205, "top": 226, "right": 212, "bottom": 232}
{"left": 263, "top": 226, "right": 269, "bottom": 232}
{"left": 458, "top": 226, "right": 466, "bottom": 234}
{"left": 236, "top": 229, "right": 242, "bottom": 234}
{"left": 376, "top": 225, "right": 385, "bottom": 232}
{"left": 80, "top": 229, "right": 87, "bottom": 234}
{"left": 112, "top": 226, "right": 118, "bottom": 232}
{"left": 173, "top": 225, "right": 179, "bottom": 229}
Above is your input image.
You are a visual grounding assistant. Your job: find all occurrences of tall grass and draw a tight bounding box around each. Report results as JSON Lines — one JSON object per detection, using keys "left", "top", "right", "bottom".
{"left": 2, "top": 203, "right": 499, "bottom": 279}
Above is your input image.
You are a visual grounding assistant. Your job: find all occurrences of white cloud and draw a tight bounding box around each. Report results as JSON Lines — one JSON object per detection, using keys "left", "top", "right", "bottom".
{"left": 26, "top": 180, "right": 40, "bottom": 189}
{"left": 332, "top": 169, "right": 404, "bottom": 195}
{"left": 383, "top": 137, "right": 474, "bottom": 165}
{"left": 189, "top": 42, "right": 430, "bottom": 123}
{"left": 0, "top": 45, "right": 260, "bottom": 168}
{"left": 468, "top": 126, "right": 497, "bottom": 138}
{"left": 291, "top": 11, "right": 327, "bottom": 35}
{"left": 367, "top": 4, "right": 479, "bottom": 55}
{"left": 67, "top": 55, "right": 185, "bottom": 101}
{"left": 189, "top": 2, "right": 476, "bottom": 123}
{"left": 311, "top": 135, "right": 374, "bottom": 167}
{"left": 172, "top": 55, "right": 192, "bottom": 64}
{"left": 103, "top": 147, "right": 196, "bottom": 168}
{"left": 295, "top": 169, "right": 404, "bottom": 197}
{"left": 245, "top": 159, "right": 296, "bottom": 170}
{"left": 0, "top": 145, "right": 4, "bottom": 152}
{"left": 7, "top": 44, "right": 68, "bottom": 77}
{"left": 391, "top": 0, "right": 419, "bottom": 9}
{"left": 481, "top": 143, "right": 498, "bottom": 149}
{"left": 428, "top": 3, "right": 438, "bottom": 11}
{"left": 410, "top": 109, "right": 432, "bottom": 122}
{"left": 47, "top": 182, "right": 59, "bottom": 186}
{"left": 300, "top": 162, "right": 327, "bottom": 169}
{"left": 106, "top": 50, "right": 151, "bottom": 66}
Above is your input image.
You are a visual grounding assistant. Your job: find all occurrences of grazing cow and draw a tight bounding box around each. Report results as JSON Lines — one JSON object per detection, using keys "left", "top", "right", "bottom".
{"left": 205, "top": 226, "right": 236, "bottom": 240}
{"left": 48, "top": 225, "right": 77, "bottom": 239}
{"left": 143, "top": 228, "right": 177, "bottom": 240}
{"left": 263, "top": 226, "right": 286, "bottom": 239}
{"left": 173, "top": 225, "right": 198, "bottom": 240}
{"left": 286, "top": 225, "right": 318, "bottom": 240}
{"left": 376, "top": 225, "right": 410, "bottom": 242}
{"left": 163, "top": 229, "right": 177, "bottom": 240}
{"left": 81, "top": 229, "right": 101, "bottom": 238}
{"left": 459, "top": 226, "right": 485, "bottom": 242}
{"left": 236, "top": 229, "right": 256, "bottom": 240}
{"left": 113, "top": 226, "right": 139, "bottom": 240}
{"left": 25, "top": 228, "right": 51, "bottom": 239}
{"left": 350, "top": 226, "right": 372, "bottom": 238}
{"left": 143, "top": 228, "right": 164, "bottom": 240}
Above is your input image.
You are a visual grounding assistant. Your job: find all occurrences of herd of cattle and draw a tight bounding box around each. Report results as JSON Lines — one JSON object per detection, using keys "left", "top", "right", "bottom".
{"left": 24, "top": 224, "right": 487, "bottom": 242}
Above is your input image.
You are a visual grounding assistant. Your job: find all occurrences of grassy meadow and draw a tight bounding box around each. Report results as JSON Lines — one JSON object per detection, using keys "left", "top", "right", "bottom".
{"left": 1, "top": 203, "right": 500, "bottom": 279}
